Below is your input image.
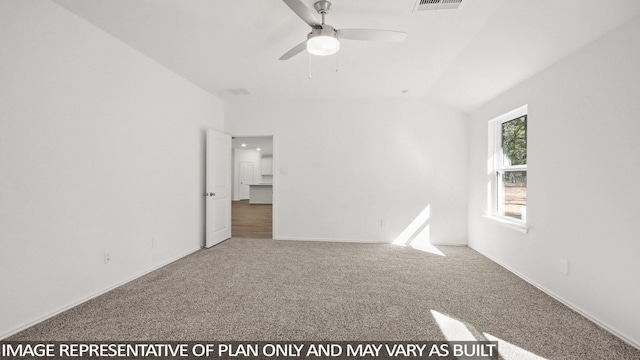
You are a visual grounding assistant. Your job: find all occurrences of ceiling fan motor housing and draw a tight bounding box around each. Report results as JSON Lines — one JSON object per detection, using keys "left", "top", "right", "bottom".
{"left": 308, "top": 25, "right": 337, "bottom": 40}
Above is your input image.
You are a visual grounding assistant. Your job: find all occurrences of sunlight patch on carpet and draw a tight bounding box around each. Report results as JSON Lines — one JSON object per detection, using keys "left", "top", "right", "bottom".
{"left": 432, "top": 311, "right": 548, "bottom": 359}
{"left": 431, "top": 310, "right": 476, "bottom": 341}
{"left": 483, "top": 333, "right": 548, "bottom": 360}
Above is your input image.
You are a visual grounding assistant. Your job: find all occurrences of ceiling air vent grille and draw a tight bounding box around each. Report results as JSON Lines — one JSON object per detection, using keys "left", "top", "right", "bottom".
{"left": 414, "top": 0, "right": 463, "bottom": 12}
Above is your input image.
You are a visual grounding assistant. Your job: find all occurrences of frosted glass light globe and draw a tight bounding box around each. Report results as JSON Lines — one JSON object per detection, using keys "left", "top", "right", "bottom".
{"left": 307, "top": 35, "right": 339, "bottom": 56}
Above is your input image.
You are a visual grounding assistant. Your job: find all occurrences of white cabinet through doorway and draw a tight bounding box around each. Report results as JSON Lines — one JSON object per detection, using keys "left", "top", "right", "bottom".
{"left": 261, "top": 156, "right": 273, "bottom": 175}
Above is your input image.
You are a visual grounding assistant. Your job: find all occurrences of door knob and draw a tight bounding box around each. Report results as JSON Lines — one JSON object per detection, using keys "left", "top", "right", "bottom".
{"left": 209, "top": 192, "right": 216, "bottom": 197}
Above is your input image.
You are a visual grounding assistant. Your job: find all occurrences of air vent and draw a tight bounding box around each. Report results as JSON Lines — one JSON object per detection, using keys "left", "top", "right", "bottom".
{"left": 414, "top": 0, "right": 463, "bottom": 12}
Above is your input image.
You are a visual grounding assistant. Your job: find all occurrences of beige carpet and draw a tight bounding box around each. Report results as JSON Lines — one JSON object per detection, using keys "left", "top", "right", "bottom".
{"left": 9, "top": 238, "right": 640, "bottom": 359}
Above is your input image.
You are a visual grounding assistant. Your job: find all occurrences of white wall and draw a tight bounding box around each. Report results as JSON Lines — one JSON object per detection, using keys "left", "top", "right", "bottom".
{"left": 226, "top": 97, "right": 468, "bottom": 245}
{"left": 467, "top": 17, "right": 640, "bottom": 347}
{"left": 0, "top": 1, "right": 224, "bottom": 338}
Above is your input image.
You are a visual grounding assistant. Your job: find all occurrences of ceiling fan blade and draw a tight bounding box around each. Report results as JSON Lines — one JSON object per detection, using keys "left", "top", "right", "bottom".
{"left": 279, "top": 40, "right": 307, "bottom": 60}
{"left": 282, "top": 0, "right": 320, "bottom": 27}
{"left": 338, "top": 29, "right": 407, "bottom": 42}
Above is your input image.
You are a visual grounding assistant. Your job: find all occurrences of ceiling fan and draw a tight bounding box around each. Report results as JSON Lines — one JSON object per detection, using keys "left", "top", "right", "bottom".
{"left": 279, "top": 0, "right": 407, "bottom": 60}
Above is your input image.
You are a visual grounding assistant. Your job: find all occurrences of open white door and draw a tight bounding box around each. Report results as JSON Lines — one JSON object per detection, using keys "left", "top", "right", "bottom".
{"left": 205, "top": 129, "right": 231, "bottom": 248}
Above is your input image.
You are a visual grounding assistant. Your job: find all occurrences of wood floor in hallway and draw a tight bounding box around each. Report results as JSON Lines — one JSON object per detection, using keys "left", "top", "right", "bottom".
{"left": 232, "top": 200, "right": 272, "bottom": 239}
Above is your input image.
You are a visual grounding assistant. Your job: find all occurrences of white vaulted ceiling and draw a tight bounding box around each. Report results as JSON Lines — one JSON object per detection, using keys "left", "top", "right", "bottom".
{"left": 52, "top": 0, "right": 640, "bottom": 111}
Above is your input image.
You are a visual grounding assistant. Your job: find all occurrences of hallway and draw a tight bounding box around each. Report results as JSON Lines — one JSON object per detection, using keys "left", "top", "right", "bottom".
{"left": 231, "top": 200, "right": 272, "bottom": 239}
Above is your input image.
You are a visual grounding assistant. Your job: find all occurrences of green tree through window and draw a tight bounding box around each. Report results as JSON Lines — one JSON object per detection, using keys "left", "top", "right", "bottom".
{"left": 498, "top": 114, "right": 527, "bottom": 220}
{"left": 502, "top": 115, "right": 527, "bottom": 166}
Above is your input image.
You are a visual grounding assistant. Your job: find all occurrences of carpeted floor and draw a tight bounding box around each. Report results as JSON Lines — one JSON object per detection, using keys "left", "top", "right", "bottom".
{"left": 9, "top": 238, "right": 640, "bottom": 359}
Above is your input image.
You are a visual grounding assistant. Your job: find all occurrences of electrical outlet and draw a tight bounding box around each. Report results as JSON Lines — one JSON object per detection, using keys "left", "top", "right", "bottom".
{"left": 380, "top": 220, "right": 388, "bottom": 229}
{"left": 559, "top": 258, "right": 569, "bottom": 275}
{"left": 104, "top": 253, "right": 111, "bottom": 264}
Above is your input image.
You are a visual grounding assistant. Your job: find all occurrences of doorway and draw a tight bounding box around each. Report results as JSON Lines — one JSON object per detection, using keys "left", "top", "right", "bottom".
{"left": 231, "top": 135, "right": 274, "bottom": 239}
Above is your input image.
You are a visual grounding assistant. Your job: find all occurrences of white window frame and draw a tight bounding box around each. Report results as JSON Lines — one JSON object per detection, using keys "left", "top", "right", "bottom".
{"left": 486, "top": 105, "right": 528, "bottom": 232}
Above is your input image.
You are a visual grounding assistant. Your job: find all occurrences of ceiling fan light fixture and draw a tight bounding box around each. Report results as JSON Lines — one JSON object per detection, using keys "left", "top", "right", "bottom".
{"left": 279, "top": 0, "right": 406, "bottom": 61}
{"left": 307, "top": 35, "right": 339, "bottom": 56}
{"left": 306, "top": 25, "right": 339, "bottom": 56}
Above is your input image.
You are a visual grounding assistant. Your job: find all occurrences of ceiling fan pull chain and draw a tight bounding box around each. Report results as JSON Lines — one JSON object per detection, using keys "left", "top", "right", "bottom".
{"left": 308, "top": 54, "right": 312, "bottom": 79}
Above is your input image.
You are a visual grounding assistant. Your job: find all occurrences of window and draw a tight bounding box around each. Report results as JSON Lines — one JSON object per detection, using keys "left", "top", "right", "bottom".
{"left": 488, "top": 105, "right": 527, "bottom": 227}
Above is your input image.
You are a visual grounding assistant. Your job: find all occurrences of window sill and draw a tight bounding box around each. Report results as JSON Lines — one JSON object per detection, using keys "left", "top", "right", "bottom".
{"left": 483, "top": 215, "right": 528, "bottom": 233}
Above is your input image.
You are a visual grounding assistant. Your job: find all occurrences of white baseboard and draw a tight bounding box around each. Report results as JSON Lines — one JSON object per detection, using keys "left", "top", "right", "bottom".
{"left": 0, "top": 246, "right": 201, "bottom": 340}
{"left": 431, "top": 242, "right": 468, "bottom": 246}
{"left": 274, "top": 236, "right": 388, "bottom": 244}
{"left": 469, "top": 245, "right": 640, "bottom": 350}
{"left": 274, "top": 236, "right": 467, "bottom": 247}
